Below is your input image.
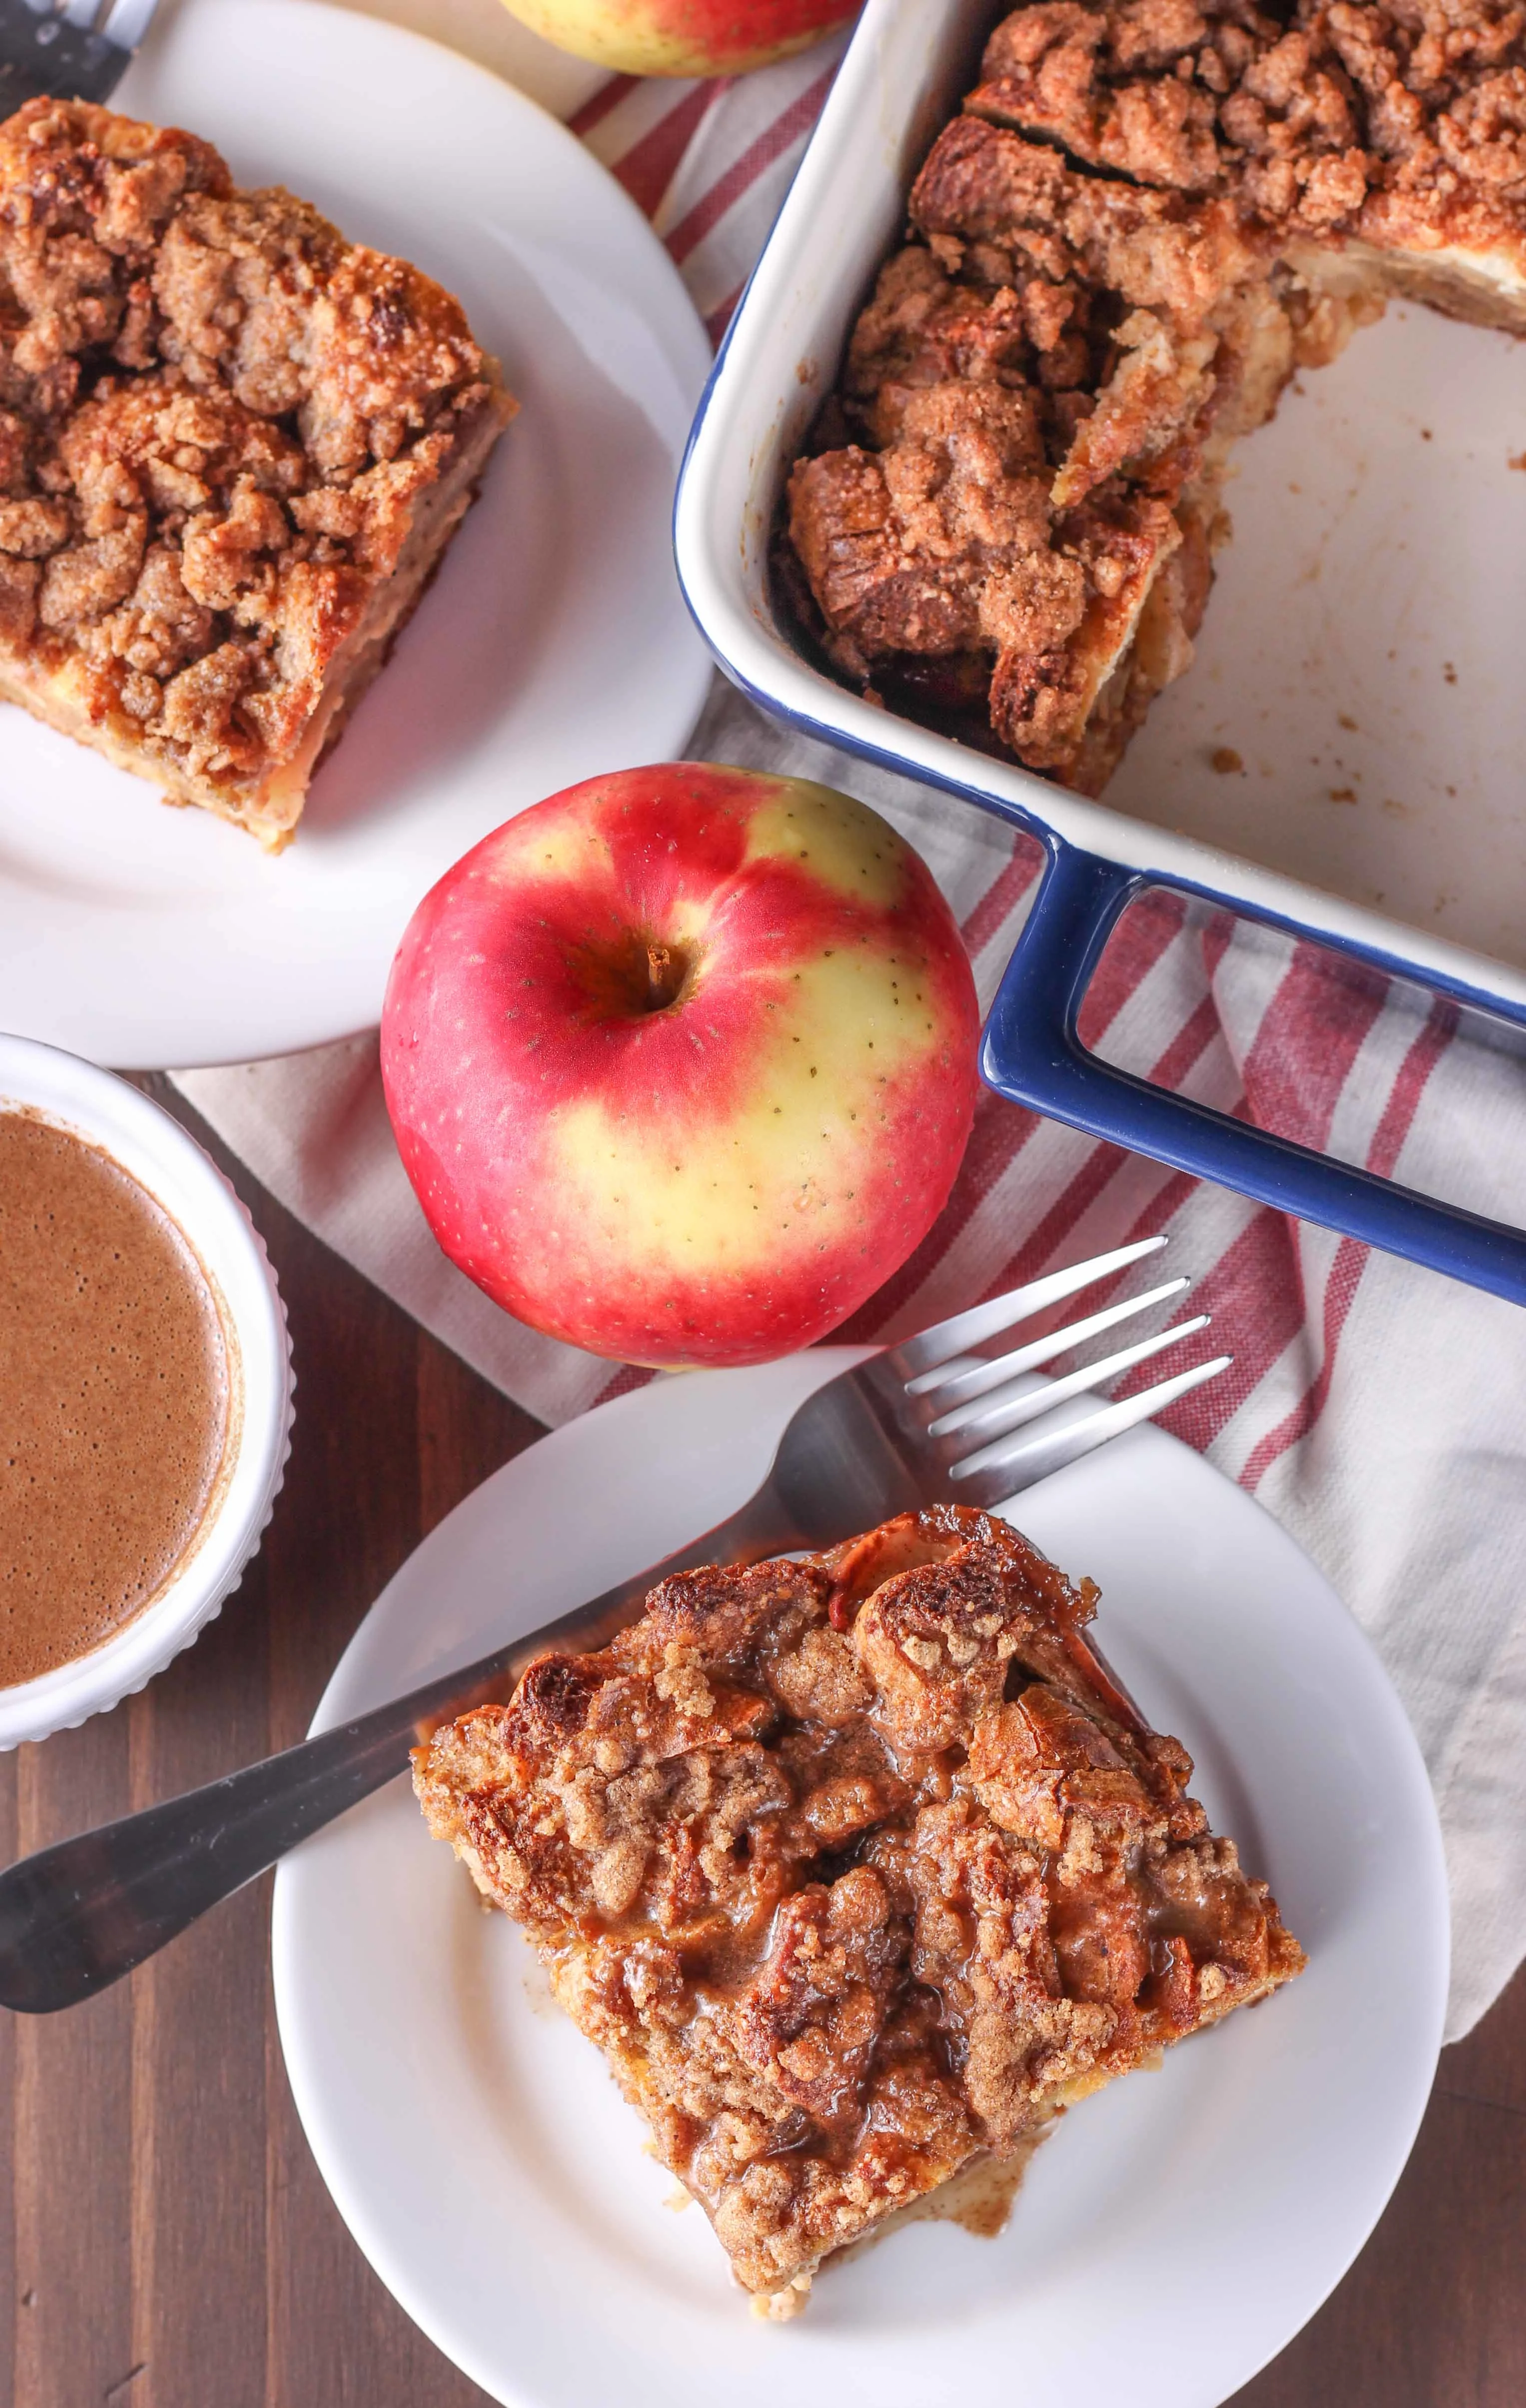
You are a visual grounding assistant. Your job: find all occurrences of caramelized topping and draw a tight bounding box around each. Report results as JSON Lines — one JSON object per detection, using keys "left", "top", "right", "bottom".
{"left": 415, "top": 1506, "right": 1303, "bottom": 2309}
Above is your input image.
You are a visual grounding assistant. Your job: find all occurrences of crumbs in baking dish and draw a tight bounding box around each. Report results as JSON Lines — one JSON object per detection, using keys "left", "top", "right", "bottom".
{"left": 782, "top": 0, "right": 1526, "bottom": 792}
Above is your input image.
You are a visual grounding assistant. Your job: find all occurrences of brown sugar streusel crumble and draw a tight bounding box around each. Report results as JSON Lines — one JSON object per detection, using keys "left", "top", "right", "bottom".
{"left": 0, "top": 98, "right": 514, "bottom": 849}
{"left": 414, "top": 1505, "right": 1304, "bottom": 2315}
{"left": 782, "top": 0, "right": 1526, "bottom": 794}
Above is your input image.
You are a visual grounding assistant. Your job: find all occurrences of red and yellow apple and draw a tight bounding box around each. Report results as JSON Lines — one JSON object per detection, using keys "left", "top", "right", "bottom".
{"left": 381, "top": 763, "right": 978, "bottom": 1367}
{"left": 498, "top": 0, "right": 855, "bottom": 78}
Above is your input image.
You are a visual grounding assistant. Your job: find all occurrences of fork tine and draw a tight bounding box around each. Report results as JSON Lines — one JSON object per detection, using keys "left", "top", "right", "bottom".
{"left": 913, "top": 1275, "right": 1190, "bottom": 1413}
{"left": 952, "top": 1354, "right": 1232, "bottom": 1507}
{"left": 102, "top": 0, "right": 160, "bottom": 43}
{"left": 896, "top": 1235, "right": 1169, "bottom": 1381}
{"left": 942, "top": 1316, "right": 1211, "bottom": 1459}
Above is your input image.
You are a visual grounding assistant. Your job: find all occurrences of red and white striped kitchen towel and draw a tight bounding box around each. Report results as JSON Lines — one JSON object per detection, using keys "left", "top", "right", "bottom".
{"left": 173, "top": 26, "right": 1526, "bottom": 2043}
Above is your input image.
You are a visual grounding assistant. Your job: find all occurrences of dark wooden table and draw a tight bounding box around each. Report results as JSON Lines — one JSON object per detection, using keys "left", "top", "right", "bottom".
{"left": 2, "top": 1088, "right": 1521, "bottom": 2408}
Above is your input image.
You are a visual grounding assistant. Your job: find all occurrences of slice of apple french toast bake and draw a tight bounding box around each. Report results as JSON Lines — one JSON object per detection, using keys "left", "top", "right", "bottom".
{"left": 414, "top": 1504, "right": 1304, "bottom": 2315}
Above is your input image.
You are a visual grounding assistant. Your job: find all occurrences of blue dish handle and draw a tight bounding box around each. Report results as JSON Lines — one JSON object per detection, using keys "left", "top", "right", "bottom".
{"left": 981, "top": 838, "right": 1526, "bottom": 1307}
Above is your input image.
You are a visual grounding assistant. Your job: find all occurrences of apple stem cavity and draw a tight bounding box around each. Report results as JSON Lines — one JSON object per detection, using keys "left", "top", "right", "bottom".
{"left": 566, "top": 924, "right": 695, "bottom": 1022}
{"left": 644, "top": 941, "right": 687, "bottom": 1013}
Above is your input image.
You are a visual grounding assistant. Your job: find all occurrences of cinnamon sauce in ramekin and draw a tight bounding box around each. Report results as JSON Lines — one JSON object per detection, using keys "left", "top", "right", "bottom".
{"left": 0, "top": 1109, "right": 231, "bottom": 1686}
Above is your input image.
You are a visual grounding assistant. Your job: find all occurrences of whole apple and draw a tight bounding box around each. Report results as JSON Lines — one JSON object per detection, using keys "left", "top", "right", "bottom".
{"left": 381, "top": 764, "right": 979, "bottom": 1367}
{"left": 499, "top": 0, "right": 855, "bottom": 77}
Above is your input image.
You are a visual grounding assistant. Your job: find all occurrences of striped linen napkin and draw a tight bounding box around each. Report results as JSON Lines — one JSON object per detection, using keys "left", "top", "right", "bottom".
{"left": 174, "top": 19, "right": 1526, "bottom": 2044}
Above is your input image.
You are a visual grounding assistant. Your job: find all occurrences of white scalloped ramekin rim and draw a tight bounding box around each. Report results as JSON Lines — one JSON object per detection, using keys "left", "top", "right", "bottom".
{"left": 0, "top": 1031, "right": 293, "bottom": 1747}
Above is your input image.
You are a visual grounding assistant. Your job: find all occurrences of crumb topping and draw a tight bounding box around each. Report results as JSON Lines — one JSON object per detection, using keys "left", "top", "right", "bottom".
{"left": 415, "top": 1506, "right": 1304, "bottom": 2303}
{"left": 968, "top": 0, "right": 1526, "bottom": 227}
{"left": 0, "top": 99, "right": 509, "bottom": 838}
{"left": 783, "top": 0, "right": 1526, "bottom": 790}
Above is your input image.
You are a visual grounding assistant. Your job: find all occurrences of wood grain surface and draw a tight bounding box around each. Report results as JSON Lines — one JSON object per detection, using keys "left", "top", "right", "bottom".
{"left": 0, "top": 1085, "right": 1519, "bottom": 2408}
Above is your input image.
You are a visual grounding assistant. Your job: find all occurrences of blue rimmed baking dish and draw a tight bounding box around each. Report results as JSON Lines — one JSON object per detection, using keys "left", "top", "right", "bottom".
{"left": 673, "top": 0, "right": 1526, "bottom": 1306}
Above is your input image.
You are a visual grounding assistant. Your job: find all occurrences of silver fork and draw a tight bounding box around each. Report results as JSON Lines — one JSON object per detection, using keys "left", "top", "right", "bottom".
{"left": 0, "top": 1235, "right": 1226, "bottom": 2013}
{"left": 0, "top": 0, "right": 159, "bottom": 111}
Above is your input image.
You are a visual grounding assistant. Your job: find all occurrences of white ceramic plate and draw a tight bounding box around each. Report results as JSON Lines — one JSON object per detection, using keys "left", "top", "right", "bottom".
{"left": 0, "top": 0, "right": 711, "bottom": 1070}
{"left": 273, "top": 1349, "right": 1448, "bottom": 2408}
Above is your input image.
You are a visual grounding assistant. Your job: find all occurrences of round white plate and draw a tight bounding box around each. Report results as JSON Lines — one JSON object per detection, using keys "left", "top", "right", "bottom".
{"left": 0, "top": 0, "right": 711, "bottom": 1069}
{"left": 273, "top": 1350, "right": 1447, "bottom": 2408}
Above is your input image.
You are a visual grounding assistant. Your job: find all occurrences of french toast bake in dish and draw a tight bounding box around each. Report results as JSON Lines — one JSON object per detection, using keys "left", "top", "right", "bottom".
{"left": 415, "top": 1505, "right": 1304, "bottom": 2316}
{"left": 0, "top": 99, "right": 514, "bottom": 849}
{"left": 783, "top": 0, "right": 1526, "bottom": 794}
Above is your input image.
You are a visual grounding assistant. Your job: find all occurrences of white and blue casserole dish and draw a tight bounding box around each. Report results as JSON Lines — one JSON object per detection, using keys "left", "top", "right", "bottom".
{"left": 674, "top": 0, "right": 1526, "bottom": 1304}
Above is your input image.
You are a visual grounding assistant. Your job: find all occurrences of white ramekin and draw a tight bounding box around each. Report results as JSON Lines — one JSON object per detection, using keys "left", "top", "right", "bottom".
{"left": 0, "top": 1031, "right": 294, "bottom": 1747}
